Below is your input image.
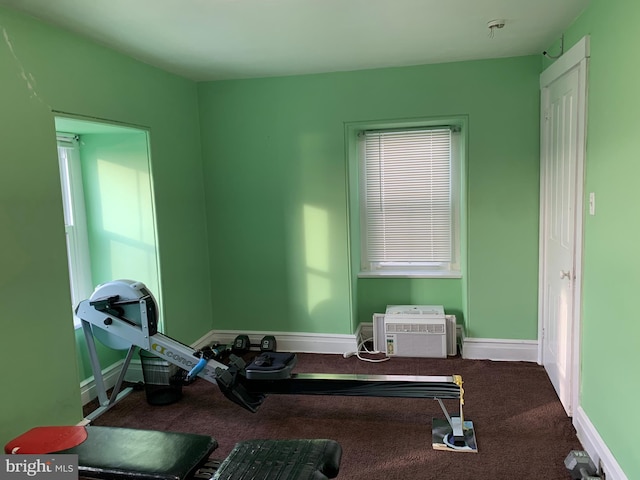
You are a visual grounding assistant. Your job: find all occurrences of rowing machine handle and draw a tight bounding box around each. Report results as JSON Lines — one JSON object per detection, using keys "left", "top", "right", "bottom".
{"left": 187, "top": 357, "right": 208, "bottom": 381}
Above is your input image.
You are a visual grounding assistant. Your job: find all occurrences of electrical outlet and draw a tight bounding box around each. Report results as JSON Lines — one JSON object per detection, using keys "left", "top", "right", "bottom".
{"left": 589, "top": 192, "right": 596, "bottom": 215}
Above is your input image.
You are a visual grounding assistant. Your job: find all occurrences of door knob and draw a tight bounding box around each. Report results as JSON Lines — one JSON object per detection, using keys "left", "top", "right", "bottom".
{"left": 560, "top": 270, "right": 571, "bottom": 279}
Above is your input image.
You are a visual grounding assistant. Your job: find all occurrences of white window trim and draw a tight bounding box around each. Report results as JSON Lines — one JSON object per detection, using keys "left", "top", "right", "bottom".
{"left": 346, "top": 118, "right": 465, "bottom": 279}
{"left": 57, "top": 134, "right": 93, "bottom": 327}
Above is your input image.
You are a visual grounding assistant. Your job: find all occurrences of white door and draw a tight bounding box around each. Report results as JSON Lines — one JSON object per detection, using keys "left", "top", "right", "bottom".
{"left": 541, "top": 68, "right": 578, "bottom": 412}
{"left": 539, "top": 37, "right": 589, "bottom": 416}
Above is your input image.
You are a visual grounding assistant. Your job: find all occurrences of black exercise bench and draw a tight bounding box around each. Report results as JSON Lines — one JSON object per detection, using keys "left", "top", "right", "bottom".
{"left": 4, "top": 425, "right": 342, "bottom": 480}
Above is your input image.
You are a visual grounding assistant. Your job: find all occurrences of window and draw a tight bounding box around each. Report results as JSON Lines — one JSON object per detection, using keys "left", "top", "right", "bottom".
{"left": 357, "top": 125, "right": 462, "bottom": 277}
{"left": 57, "top": 134, "right": 93, "bottom": 326}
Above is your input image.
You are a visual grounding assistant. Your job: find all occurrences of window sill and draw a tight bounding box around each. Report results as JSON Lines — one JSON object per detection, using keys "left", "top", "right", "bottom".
{"left": 358, "top": 270, "right": 462, "bottom": 279}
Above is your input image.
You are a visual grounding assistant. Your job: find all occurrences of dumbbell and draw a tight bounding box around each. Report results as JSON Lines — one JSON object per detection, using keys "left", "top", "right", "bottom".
{"left": 232, "top": 334, "right": 277, "bottom": 353}
{"left": 564, "top": 451, "right": 601, "bottom": 479}
{"left": 259, "top": 335, "right": 277, "bottom": 352}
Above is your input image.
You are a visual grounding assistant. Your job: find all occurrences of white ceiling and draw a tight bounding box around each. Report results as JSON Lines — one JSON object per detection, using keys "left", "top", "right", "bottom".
{"left": 0, "top": 0, "right": 589, "bottom": 81}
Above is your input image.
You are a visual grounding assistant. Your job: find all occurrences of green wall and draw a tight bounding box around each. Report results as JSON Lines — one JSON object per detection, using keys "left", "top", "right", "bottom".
{"left": 198, "top": 56, "right": 541, "bottom": 339}
{"left": 558, "top": 0, "right": 640, "bottom": 476}
{"left": 357, "top": 278, "right": 464, "bottom": 324}
{"left": 0, "top": 7, "right": 211, "bottom": 443}
{"left": 80, "top": 132, "right": 161, "bottom": 303}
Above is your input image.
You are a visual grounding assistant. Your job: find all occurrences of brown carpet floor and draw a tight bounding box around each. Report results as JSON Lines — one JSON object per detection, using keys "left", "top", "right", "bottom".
{"left": 85, "top": 353, "right": 581, "bottom": 479}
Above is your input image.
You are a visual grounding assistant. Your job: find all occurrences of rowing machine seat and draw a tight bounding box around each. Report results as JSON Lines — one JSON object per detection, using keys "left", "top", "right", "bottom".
{"left": 245, "top": 352, "right": 297, "bottom": 380}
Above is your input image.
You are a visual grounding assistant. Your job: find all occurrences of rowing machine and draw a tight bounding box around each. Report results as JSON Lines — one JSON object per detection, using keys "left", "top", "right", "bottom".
{"left": 76, "top": 279, "right": 477, "bottom": 452}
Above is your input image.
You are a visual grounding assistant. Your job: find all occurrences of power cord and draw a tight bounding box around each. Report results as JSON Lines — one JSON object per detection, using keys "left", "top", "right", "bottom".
{"left": 343, "top": 336, "right": 390, "bottom": 363}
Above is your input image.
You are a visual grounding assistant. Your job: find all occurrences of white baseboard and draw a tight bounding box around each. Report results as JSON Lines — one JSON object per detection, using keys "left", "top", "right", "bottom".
{"left": 80, "top": 359, "right": 143, "bottom": 406}
{"left": 210, "top": 329, "right": 358, "bottom": 354}
{"left": 462, "top": 337, "right": 538, "bottom": 362}
{"left": 574, "top": 406, "right": 628, "bottom": 480}
{"left": 356, "top": 323, "right": 534, "bottom": 362}
{"left": 191, "top": 330, "right": 218, "bottom": 350}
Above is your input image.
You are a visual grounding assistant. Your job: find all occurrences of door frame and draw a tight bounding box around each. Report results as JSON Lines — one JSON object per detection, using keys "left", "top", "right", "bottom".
{"left": 537, "top": 35, "right": 590, "bottom": 416}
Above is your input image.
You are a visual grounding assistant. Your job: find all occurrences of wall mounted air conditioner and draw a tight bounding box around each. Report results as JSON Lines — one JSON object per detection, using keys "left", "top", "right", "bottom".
{"left": 373, "top": 306, "right": 457, "bottom": 358}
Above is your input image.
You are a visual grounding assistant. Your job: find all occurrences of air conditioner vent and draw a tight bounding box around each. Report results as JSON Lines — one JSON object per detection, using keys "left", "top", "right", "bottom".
{"left": 385, "top": 323, "right": 444, "bottom": 334}
{"left": 427, "top": 323, "right": 445, "bottom": 334}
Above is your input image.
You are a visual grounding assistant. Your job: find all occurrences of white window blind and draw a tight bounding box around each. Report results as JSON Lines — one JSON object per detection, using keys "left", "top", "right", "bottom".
{"left": 360, "top": 127, "right": 455, "bottom": 273}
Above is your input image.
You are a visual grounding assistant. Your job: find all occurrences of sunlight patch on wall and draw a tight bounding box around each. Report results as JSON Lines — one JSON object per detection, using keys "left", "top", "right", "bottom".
{"left": 303, "top": 204, "right": 329, "bottom": 272}
{"left": 303, "top": 204, "right": 330, "bottom": 314}
{"left": 97, "top": 158, "right": 154, "bottom": 244}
